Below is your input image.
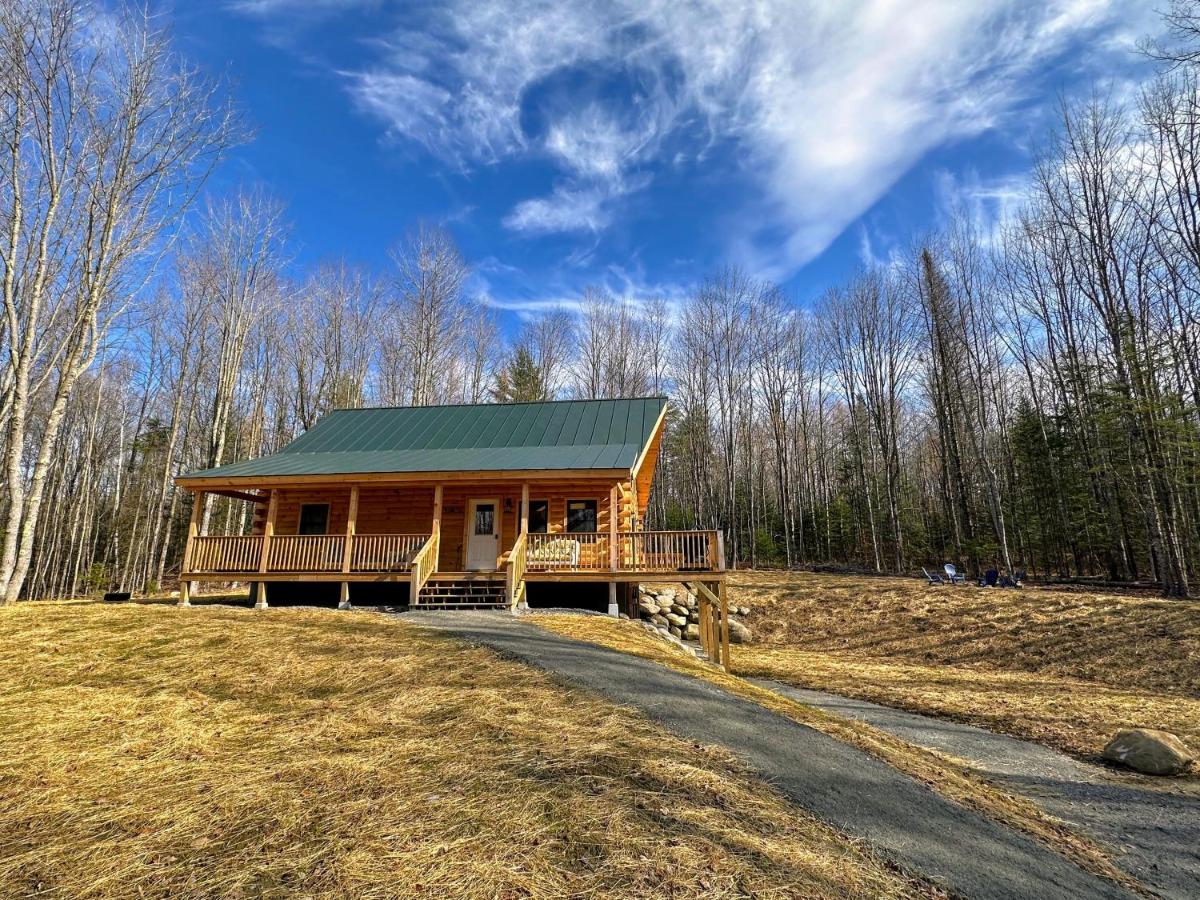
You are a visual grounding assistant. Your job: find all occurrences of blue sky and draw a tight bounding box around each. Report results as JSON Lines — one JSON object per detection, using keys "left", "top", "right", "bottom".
{"left": 170, "top": 1, "right": 1162, "bottom": 330}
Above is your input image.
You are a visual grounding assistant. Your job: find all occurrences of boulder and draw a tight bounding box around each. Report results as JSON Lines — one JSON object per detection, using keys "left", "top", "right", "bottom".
{"left": 685, "top": 594, "right": 697, "bottom": 609}
{"left": 737, "top": 605, "right": 750, "bottom": 616}
{"left": 670, "top": 603, "right": 689, "bottom": 617}
{"left": 640, "top": 586, "right": 658, "bottom": 599}
{"left": 687, "top": 610, "right": 699, "bottom": 623}
{"left": 638, "top": 602, "right": 657, "bottom": 616}
{"left": 685, "top": 623, "right": 700, "bottom": 641}
{"left": 649, "top": 614, "right": 668, "bottom": 627}
{"left": 1102, "top": 729, "right": 1194, "bottom": 776}
{"left": 658, "top": 588, "right": 677, "bottom": 603}
{"left": 669, "top": 625, "right": 682, "bottom": 638}
{"left": 665, "top": 613, "right": 687, "bottom": 628}
{"left": 728, "top": 620, "right": 752, "bottom": 644}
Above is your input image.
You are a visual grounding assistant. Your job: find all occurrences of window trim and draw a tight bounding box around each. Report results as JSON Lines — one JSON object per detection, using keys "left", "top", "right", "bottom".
{"left": 297, "top": 502, "right": 330, "bottom": 535}
{"left": 565, "top": 498, "right": 599, "bottom": 534}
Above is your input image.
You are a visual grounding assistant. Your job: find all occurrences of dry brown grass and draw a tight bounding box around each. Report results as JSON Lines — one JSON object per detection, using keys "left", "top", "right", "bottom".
{"left": 731, "top": 571, "right": 1200, "bottom": 694}
{"left": 722, "top": 572, "right": 1200, "bottom": 774}
{"left": 530, "top": 614, "right": 1138, "bottom": 893}
{"left": 0, "top": 603, "right": 928, "bottom": 899}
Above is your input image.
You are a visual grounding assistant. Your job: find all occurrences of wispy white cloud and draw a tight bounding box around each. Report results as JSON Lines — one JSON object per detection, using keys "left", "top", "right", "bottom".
{"left": 503, "top": 187, "right": 610, "bottom": 234}
{"left": 934, "top": 169, "right": 1032, "bottom": 247}
{"left": 239, "top": 0, "right": 1155, "bottom": 275}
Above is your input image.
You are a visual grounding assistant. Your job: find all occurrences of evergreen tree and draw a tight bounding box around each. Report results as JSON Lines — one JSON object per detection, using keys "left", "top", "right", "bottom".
{"left": 492, "top": 346, "right": 551, "bottom": 402}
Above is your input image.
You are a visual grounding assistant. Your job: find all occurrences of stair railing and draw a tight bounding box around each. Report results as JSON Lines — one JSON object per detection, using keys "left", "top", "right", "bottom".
{"left": 409, "top": 530, "right": 440, "bottom": 605}
{"left": 506, "top": 532, "right": 528, "bottom": 611}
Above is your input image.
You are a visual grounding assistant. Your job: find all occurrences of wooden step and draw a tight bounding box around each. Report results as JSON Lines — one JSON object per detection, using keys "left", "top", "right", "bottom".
{"left": 415, "top": 576, "right": 507, "bottom": 609}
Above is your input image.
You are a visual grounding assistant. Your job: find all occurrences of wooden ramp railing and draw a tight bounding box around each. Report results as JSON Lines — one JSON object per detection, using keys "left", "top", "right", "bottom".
{"left": 409, "top": 531, "right": 440, "bottom": 604}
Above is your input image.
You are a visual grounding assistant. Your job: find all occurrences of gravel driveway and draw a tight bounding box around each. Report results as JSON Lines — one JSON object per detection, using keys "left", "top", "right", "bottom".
{"left": 752, "top": 679, "right": 1200, "bottom": 900}
{"left": 402, "top": 610, "right": 1135, "bottom": 900}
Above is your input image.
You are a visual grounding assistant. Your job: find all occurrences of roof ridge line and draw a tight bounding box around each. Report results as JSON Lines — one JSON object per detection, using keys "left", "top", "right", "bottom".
{"left": 328, "top": 396, "right": 668, "bottom": 413}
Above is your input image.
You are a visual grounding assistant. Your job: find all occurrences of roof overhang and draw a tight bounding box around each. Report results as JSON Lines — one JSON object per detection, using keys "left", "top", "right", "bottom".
{"left": 174, "top": 467, "right": 632, "bottom": 491}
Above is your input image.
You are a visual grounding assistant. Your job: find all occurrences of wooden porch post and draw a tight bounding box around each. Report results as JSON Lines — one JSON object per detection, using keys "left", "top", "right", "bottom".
{"left": 607, "top": 485, "right": 619, "bottom": 616}
{"left": 257, "top": 490, "right": 278, "bottom": 609}
{"left": 719, "top": 579, "right": 731, "bottom": 672}
{"left": 609, "top": 485, "right": 619, "bottom": 571}
{"left": 432, "top": 484, "right": 443, "bottom": 542}
{"left": 340, "top": 485, "right": 359, "bottom": 610}
{"left": 520, "top": 483, "right": 530, "bottom": 534}
{"left": 178, "top": 490, "right": 204, "bottom": 607}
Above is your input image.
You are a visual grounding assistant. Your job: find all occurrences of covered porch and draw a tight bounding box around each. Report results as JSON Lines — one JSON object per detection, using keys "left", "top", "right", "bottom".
{"left": 178, "top": 478, "right": 725, "bottom": 612}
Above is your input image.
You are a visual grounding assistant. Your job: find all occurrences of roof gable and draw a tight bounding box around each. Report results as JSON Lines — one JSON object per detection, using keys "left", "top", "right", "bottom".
{"left": 181, "top": 397, "right": 668, "bottom": 481}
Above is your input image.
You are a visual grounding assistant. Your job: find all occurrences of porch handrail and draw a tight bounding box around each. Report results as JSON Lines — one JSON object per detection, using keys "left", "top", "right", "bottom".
{"left": 526, "top": 532, "right": 609, "bottom": 571}
{"left": 268, "top": 535, "right": 345, "bottom": 572}
{"left": 188, "top": 535, "right": 262, "bottom": 573}
{"left": 350, "top": 533, "right": 428, "bottom": 572}
{"left": 506, "top": 532, "right": 528, "bottom": 609}
{"left": 617, "top": 530, "right": 719, "bottom": 572}
{"left": 409, "top": 530, "right": 440, "bottom": 604}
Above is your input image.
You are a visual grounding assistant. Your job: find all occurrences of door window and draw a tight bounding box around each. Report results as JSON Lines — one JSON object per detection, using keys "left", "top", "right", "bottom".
{"left": 474, "top": 503, "right": 495, "bottom": 536}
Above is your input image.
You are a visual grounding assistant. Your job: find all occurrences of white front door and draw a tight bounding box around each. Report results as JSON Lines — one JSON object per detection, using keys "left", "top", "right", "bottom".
{"left": 466, "top": 499, "right": 500, "bottom": 570}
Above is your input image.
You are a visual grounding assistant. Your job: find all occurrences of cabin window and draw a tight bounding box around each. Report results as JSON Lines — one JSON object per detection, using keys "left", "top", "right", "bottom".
{"left": 298, "top": 503, "right": 329, "bottom": 535}
{"left": 522, "top": 499, "right": 549, "bottom": 533}
{"left": 566, "top": 499, "right": 598, "bottom": 533}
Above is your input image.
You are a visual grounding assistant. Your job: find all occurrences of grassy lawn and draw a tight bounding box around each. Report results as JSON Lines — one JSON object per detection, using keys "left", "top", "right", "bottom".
{"left": 725, "top": 572, "right": 1200, "bottom": 774}
{"left": 0, "top": 603, "right": 927, "bottom": 899}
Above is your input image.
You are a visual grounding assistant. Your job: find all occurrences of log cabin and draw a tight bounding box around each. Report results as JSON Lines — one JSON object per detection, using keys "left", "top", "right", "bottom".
{"left": 175, "top": 397, "right": 729, "bottom": 661}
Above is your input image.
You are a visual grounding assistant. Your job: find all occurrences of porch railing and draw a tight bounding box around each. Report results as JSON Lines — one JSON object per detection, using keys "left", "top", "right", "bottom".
{"left": 185, "top": 529, "right": 723, "bottom": 576}
{"left": 268, "top": 535, "right": 345, "bottom": 572}
{"left": 526, "top": 532, "right": 609, "bottom": 571}
{"left": 350, "top": 534, "right": 428, "bottom": 572}
{"left": 189, "top": 535, "right": 262, "bottom": 573}
{"left": 619, "top": 530, "right": 721, "bottom": 572}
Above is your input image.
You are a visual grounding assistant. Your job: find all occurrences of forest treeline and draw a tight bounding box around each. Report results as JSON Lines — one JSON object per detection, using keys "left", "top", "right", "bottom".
{"left": 6, "top": 1, "right": 1200, "bottom": 601}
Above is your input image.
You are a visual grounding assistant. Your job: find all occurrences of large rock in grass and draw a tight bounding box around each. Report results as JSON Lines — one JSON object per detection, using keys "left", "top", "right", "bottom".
{"left": 728, "top": 619, "right": 752, "bottom": 644}
{"left": 1102, "top": 728, "right": 1194, "bottom": 776}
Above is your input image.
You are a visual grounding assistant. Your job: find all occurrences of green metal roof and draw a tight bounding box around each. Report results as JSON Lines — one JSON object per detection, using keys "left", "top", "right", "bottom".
{"left": 181, "top": 397, "right": 668, "bottom": 480}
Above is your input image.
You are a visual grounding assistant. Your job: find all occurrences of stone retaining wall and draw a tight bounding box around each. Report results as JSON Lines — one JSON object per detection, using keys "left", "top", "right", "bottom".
{"left": 636, "top": 584, "right": 752, "bottom": 645}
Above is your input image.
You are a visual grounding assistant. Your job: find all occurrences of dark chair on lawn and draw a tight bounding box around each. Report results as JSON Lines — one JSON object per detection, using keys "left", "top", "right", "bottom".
{"left": 922, "top": 567, "right": 944, "bottom": 584}
{"left": 979, "top": 568, "right": 998, "bottom": 587}
{"left": 943, "top": 563, "right": 966, "bottom": 585}
{"left": 1000, "top": 569, "right": 1026, "bottom": 588}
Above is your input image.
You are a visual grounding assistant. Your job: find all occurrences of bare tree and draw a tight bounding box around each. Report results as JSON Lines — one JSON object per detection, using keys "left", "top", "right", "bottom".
{"left": 0, "top": 1, "right": 233, "bottom": 603}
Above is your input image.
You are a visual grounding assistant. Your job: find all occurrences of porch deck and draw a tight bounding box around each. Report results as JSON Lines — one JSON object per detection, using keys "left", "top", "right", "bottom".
{"left": 183, "top": 529, "right": 725, "bottom": 582}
